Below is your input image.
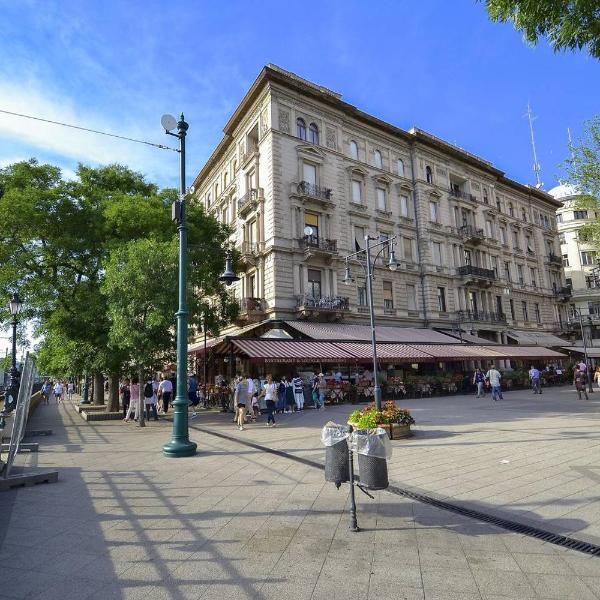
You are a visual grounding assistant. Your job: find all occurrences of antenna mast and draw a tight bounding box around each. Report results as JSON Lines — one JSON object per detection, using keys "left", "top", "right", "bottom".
{"left": 524, "top": 102, "right": 543, "bottom": 189}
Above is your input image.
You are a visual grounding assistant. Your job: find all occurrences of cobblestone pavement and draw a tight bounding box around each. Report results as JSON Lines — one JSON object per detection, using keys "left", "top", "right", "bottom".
{"left": 1, "top": 385, "right": 599, "bottom": 599}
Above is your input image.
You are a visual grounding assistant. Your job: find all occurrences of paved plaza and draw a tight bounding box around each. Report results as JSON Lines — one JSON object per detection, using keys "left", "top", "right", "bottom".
{"left": 1, "top": 385, "right": 600, "bottom": 599}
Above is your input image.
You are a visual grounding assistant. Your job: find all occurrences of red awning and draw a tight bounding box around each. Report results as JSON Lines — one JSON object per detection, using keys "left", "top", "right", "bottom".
{"left": 417, "top": 345, "right": 507, "bottom": 360}
{"left": 232, "top": 339, "right": 357, "bottom": 363}
{"left": 494, "top": 346, "right": 566, "bottom": 359}
{"left": 334, "top": 343, "right": 433, "bottom": 363}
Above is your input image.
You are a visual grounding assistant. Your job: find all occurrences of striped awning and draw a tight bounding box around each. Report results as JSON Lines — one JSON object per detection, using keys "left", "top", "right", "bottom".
{"left": 334, "top": 342, "right": 433, "bottom": 363}
{"left": 417, "top": 344, "right": 507, "bottom": 360}
{"left": 232, "top": 339, "right": 357, "bottom": 363}
{"left": 495, "top": 346, "right": 567, "bottom": 359}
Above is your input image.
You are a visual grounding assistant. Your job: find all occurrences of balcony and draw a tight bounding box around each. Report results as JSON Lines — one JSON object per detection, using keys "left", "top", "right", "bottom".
{"left": 240, "top": 241, "right": 259, "bottom": 268}
{"left": 237, "top": 297, "right": 266, "bottom": 323}
{"left": 240, "top": 142, "right": 258, "bottom": 165}
{"left": 299, "top": 235, "right": 338, "bottom": 261}
{"left": 548, "top": 253, "right": 563, "bottom": 266}
{"left": 297, "top": 181, "right": 333, "bottom": 205}
{"left": 458, "top": 224, "right": 484, "bottom": 245}
{"left": 238, "top": 188, "right": 263, "bottom": 217}
{"left": 296, "top": 294, "right": 349, "bottom": 320}
{"left": 457, "top": 264, "right": 496, "bottom": 287}
{"left": 554, "top": 285, "right": 572, "bottom": 302}
{"left": 457, "top": 310, "right": 507, "bottom": 324}
{"left": 449, "top": 187, "right": 477, "bottom": 203}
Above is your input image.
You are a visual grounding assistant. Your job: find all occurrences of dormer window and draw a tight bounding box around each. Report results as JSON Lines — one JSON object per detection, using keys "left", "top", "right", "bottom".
{"left": 309, "top": 123, "right": 319, "bottom": 145}
{"left": 425, "top": 166, "right": 433, "bottom": 184}
{"left": 374, "top": 150, "right": 383, "bottom": 169}
{"left": 296, "top": 118, "right": 307, "bottom": 140}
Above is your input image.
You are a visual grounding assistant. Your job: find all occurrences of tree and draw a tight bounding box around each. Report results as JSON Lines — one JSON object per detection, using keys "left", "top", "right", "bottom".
{"left": 483, "top": 1, "right": 600, "bottom": 58}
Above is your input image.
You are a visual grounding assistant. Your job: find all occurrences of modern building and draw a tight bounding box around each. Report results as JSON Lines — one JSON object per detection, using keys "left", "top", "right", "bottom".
{"left": 190, "top": 65, "right": 568, "bottom": 353}
{"left": 552, "top": 183, "right": 600, "bottom": 342}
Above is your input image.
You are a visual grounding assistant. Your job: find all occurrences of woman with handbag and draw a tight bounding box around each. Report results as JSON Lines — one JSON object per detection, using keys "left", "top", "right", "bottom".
{"left": 262, "top": 374, "right": 278, "bottom": 427}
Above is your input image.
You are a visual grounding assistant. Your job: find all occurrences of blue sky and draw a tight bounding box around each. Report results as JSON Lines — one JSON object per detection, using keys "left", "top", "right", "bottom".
{"left": 0, "top": 0, "right": 598, "bottom": 192}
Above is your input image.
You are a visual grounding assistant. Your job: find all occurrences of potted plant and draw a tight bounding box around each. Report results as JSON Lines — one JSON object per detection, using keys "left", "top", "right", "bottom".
{"left": 348, "top": 401, "right": 415, "bottom": 439}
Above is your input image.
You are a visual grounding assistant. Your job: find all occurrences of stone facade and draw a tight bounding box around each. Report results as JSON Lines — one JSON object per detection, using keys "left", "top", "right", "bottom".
{"left": 191, "top": 65, "right": 567, "bottom": 343}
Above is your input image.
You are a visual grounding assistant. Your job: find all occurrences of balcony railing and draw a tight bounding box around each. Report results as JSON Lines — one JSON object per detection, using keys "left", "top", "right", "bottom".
{"left": 240, "top": 142, "right": 258, "bottom": 164}
{"left": 548, "top": 253, "right": 563, "bottom": 266}
{"left": 457, "top": 310, "right": 507, "bottom": 324}
{"left": 240, "top": 297, "right": 265, "bottom": 312}
{"left": 297, "top": 181, "right": 332, "bottom": 201}
{"left": 457, "top": 265, "right": 496, "bottom": 280}
{"left": 299, "top": 235, "right": 337, "bottom": 253}
{"left": 458, "top": 224, "right": 484, "bottom": 243}
{"left": 238, "top": 188, "right": 262, "bottom": 216}
{"left": 241, "top": 241, "right": 258, "bottom": 255}
{"left": 553, "top": 285, "right": 572, "bottom": 300}
{"left": 449, "top": 187, "right": 477, "bottom": 202}
{"left": 296, "top": 294, "right": 349, "bottom": 311}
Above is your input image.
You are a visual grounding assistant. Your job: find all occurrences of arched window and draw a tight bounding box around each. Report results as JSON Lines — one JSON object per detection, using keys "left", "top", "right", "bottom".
{"left": 296, "top": 118, "right": 307, "bottom": 140}
{"left": 374, "top": 149, "right": 383, "bottom": 169}
{"left": 350, "top": 140, "right": 359, "bottom": 160}
{"left": 233, "top": 160, "right": 238, "bottom": 172}
{"left": 206, "top": 192, "right": 211, "bottom": 208}
{"left": 508, "top": 202, "right": 514, "bottom": 217}
{"left": 223, "top": 172, "right": 228, "bottom": 188}
{"left": 397, "top": 158, "right": 405, "bottom": 177}
{"left": 215, "top": 183, "right": 219, "bottom": 197}
{"left": 309, "top": 123, "right": 319, "bottom": 145}
{"left": 425, "top": 166, "right": 433, "bottom": 184}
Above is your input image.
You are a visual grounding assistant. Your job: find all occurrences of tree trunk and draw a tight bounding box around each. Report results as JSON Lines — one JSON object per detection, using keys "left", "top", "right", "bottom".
{"left": 137, "top": 366, "right": 145, "bottom": 427}
{"left": 90, "top": 376, "right": 95, "bottom": 404}
{"left": 93, "top": 372, "right": 105, "bottom": 405}
{"left": 107, "top": 373, "right": 119, "bottom": 412}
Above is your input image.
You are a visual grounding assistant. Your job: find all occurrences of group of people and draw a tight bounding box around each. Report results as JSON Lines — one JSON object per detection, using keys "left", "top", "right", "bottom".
{"left": 472, "top": 365, "right": 504, "bottom": 401}
{"left": 119, "top": 374, "right": 177, "bottom": 422}
{"left": 40, "top": 379, "right": 74, "bottom": 404}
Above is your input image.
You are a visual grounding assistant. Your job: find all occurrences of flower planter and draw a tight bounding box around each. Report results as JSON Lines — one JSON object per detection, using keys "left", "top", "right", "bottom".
{"left": 348, "top": 421, "right": 413, "bottom": 440}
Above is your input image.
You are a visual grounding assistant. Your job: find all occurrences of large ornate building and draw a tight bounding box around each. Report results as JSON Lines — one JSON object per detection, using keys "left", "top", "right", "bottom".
{"left": 191, "top": 65, "right": 568, "bottom": 347}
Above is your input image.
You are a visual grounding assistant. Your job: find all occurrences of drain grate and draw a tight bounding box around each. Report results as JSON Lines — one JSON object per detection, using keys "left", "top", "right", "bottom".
{"left": 194, "top": 426, "right": 600, "bottom": 557}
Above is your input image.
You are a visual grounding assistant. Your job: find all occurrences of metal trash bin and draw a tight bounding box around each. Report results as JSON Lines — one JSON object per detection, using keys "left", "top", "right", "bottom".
{"left": 321, "top": 423, "right": 350, "bottom": 486}
{"left": 352, "top": 428, "right": 392, "bottom": 490}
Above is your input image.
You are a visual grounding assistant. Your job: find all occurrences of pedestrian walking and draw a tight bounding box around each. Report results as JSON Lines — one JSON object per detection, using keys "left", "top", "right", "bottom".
{"left": 314, "top": 373, "right": 327, "bottom": 409}
{"left": 41, "top": 380, "right": 51, "bottom": 404}
{"left": 285, "top": 378, "right": 295, "bottom": 413}
{"left": 529, "top": 365, "right": 542, "bottom": 394}
{"left": 53, "top": 381, "right": 64, "bottom": 403}
{"left": 262, "top": 374, "right": 277, "bottom": 427}
{"left": 574, "top": 366, "right": 589, "bottom": 400}
{"left": 251, "top": 393, "right": 259, "bottom": 417}
{"left": 473, "top": 368, "right": 485, "bottom": 398}
{"left": 485, "top": 364, "right": 502, "bottom": 402}
{"left": 188, "top": 373, "right": 199, "bottom": 419}
{"left": 125, "top": 377, "right": 139, "bottom": 422}
{"left": 120, "top": 378, "right": 131, "bottom": 420}
{"left": 594, "top": 366, "right": 600, "bottom": 391}
{"left": 234, "top": 375, "right": 249, "bottom": 431}
{"left": 158, "top": 375, "right": 173, "bottom": 414}
{"left": 292, "top": 373, "right": 304, "bottom": 411}
{"left": 143, "top": 379, "right": 158, "bottom": 421}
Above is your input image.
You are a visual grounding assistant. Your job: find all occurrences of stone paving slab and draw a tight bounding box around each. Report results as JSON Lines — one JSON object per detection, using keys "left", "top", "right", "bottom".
{"left": 0, "top": 389, "right": 599, "bottom": 599}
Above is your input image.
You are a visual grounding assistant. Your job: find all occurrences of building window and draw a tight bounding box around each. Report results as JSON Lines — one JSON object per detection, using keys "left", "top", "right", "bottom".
{"left": 309, "top": 123, "right": 319, "bottom": 144}
{"left": 223, "top": 172, "right": 228, "bottom": 188}
{"left": 562, "top": 253, "right": 569, "bottom": 267}
{"left": 530, "top": 267, "right": 537, "bottom": 288}
{"left": 304, "top": 212, "right": 319, "bottom": 242}
{"left": 403, "top": 237, "right": 414, "bottom": 261}
{"left": 504, "top": 261, "right": 511, "bottom": 281}
{"left": 526, "top": 235, "right": 534, "bottom": 254}
{"left": 437, "top": 287, "right": 447, "bottom": 312}
{"left": 221, "top": 206, "right": 228, "bottom": 224}
{"left": 303, "top": 162, "right": 317, "bottom": 185}
{"left": 508, "top": 202, "right": 514, "bottom": 217}
{"left": 397, "top": 159, "right": 405, "bottom": 177}
{"left": 354, "top": 226, "right": 365, "bottom": 251}
{"left": 512, "top": 230, "right": 520, "bottom": 249}
{"left": 383, "top": 281, "right": 394, "bottom": 309}
{"left": 425, "top": 165, "right": 433, "bottom": 184}
{"left": 517, "top": 264, "right": 524, "bottom": 285}
{"left": 374, "top": 150, "right": 383, "bottom": 169}
{"left": 399, "top": 194, "right": 409, "bottom": 217}
{"left": 491, "top": 256, "right": 498, "bottom": 278}
{"left": 509, "top": 299, "right": 515, "bottom": 320}
{"left": 586, "top": 275, "right": 598, "bottom": 289}
{"left": 559, "top": 233, "right": 566, "bottom": 244}
{"left": 521, "top": 208, "right": 527, "bottom": 222}
{"left": 407, "top": 285, "right": 417, "bottom": 310}
{"left": 429, "top": 200, "right": 438, "bottom": 222}
{"left": 522, "top": 301, "right": 528, "bottom": 321}
{"left": 483, "top": 188, "right": 489, "bottom": 204}
{"left": 296, "top": 118, "right": 307, "bottom": 140}
{"left": 496, "top": 295, "right": 503, "bottom": 316}
{"left": 215, "top": 182, "right": 219, "bottom": 197}
{"left": 307, "top": 269, "right": 321, "bottom": 298}
{"left": 350, "top": 140, "right": 359, "bottom": 160}
{"left": 557, "top": 213, "right": 563, "bottom": 223}
{"left": 376, "top": 187, "right": 387, "bottom": 211}
{"left": 468, "top": 290, "right": 478, "bottom": 313}
{"left": 574, "top": 210, "right": 588, "bottom": 220}
{"left": 500, "top": 227, "right": 507, "bottom": 245}
{"left": 534, "top": 303, "right": 541, "bottom": 323}
{"left": 247, "top": 274, "right": 256, "bottom": 297}
{"left": 581, "top": 251, "right": 596, "bottom": 266}
{"left": 351, "top": 179, "right": 362, "bottom": 203}
{"left": 432, "top": 242, "right": 443, "bottom": 266}
{"left": 485, "top": 220, "right": 494, "bottom": 237}
{"left": 206, "top": 192, "right": 211, "bottom": 208}
{"left": 357, "top": 284, "right": 367, "bottom": 307}
{"left": 496, "top": 198, "right": 502, "bottom": 212}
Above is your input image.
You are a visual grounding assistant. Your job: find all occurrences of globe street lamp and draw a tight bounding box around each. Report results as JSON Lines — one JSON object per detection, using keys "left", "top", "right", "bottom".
{"left": 2, "top": 293, "right": 22, "bottom": 417}
{"left": 162, "top": 114, "right": 198, "bottom": 458}
{"left": 343, "top": 234, "right": 398, "bottom": 411}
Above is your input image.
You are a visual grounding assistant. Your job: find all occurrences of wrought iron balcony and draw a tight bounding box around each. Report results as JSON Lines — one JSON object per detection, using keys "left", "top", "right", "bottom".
{"left": 239, "top": 241, "right": 259, "bottom": 268}
{"left": 553, "top": 285, "right": 572, "bottom": 301}
{"left": 449, "top": 188, "right": 477, "bottom": 202}
{"left": 548, "top": 253, "right": 563, "bottom": 266}
{"left": 297, "top": 181, "right": 332, "bottom": 201}
{"left": 240, "top": 297, "right": 265, "bottom": 312}
{"left": 240, "top": 142, "right": 258, "bottom": 164}
{"left": 237, "top": 188, "right": 263, "bottom": 217}
{"left": 296, "top": 294, "right": 349, "bottom": 312}
{"left": 299, "top": 234, "right": 337, "bottom": 253}
{"left": 457, "top": 265, "right": 496, "bottom": 280}
{"left": 457, "top": 310, "right": 507, "bottom": 324}
{"left": 458, "top": 224, "right": 484, "bottom": 244}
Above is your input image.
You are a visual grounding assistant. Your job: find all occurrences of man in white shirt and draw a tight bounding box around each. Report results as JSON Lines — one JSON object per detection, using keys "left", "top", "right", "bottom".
{"left": 158, "top": 375, "right": 173, "bottom": 414}
{"left": 485, "top": 365, "right": 502, "bottom": 402}
{"left": 53, "top": 381, "right": 64, "bottom": 403}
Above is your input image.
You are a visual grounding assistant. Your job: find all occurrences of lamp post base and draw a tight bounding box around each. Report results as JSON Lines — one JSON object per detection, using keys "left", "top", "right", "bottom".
{"left": 162, "top": 439, "right": 197, "bottom": 458}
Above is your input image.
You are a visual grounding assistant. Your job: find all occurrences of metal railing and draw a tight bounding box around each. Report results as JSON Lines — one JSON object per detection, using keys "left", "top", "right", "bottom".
{"left": 297, "top": 181, "right": 332, "bottom": 200}
{"left": 458, "top": 224, "right": 484, "bottom": 241}
{"left": 240, "top": 142, "right": 258, "bottom": 163}
{"left": 297, "top": 294, "right": 349, "bottom": 311}
{"left": 241, "top": 241, "right": 258, "bottom": 255}
{"left": 457, "top": 310, "right": 507, "bottom": 323}
{"left": 553, "top": 285, "right": 572, "bottom": 298}
{"left": 548, "top": 253, "right": 562, "bottom": 265}
{"left": 240, "top": 297, "right": 265, "bottom": 312}
{"left": 238, "top": 188, "right": 261, "bottom": 212}
{"left": 449, "top": 187, "right": 477, "bottom": 202}
{"left": 457, "top": 265, "right": 496, "bottom": 280}
{"left": 300, "top": 235, "right": 337, "bottom": 252}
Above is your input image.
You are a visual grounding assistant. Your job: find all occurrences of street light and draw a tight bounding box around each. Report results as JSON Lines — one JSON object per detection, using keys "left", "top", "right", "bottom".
{"left": 343, "top": 235, "right": 398, "bottom": 411}
{"left": 219, "top": 252, "right": 239, "bottom": 286}
{"left": 2, "top": 292, "right": 22, "bottom": 417}
{"left": 570, "top": 307, "right": 594, "bottom": 393}
{"left": 162, "top": 113, "right": 197, "bottom": 458}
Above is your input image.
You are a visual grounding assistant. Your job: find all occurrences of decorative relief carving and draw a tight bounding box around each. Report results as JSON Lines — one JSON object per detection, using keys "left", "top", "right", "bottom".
{"left": 326, "top": 127, "right": 337, "bottom": 150}
{"left": 260, "top": 108, "right": 269, "bottom": 136}
{"left": 435, "top": 167, "right": 447, "bottom": 177}
{"left": 278, "top": 109, "right": 290, "bottom": 133}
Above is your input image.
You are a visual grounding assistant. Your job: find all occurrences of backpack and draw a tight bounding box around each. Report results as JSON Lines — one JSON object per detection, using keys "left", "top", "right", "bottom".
{"left": 143, "top": 382, "right": 154, "bottom": 398}
{"left": 278, "top": 381, "right": 286, "bottom": 394}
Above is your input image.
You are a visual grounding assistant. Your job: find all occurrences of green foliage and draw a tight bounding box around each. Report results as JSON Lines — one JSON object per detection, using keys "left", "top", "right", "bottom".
{"left": 483, "top": 0, "right": 600, "bottom": 58}
{"left": 348, "top": 401, "right": 415, "bottom": 427}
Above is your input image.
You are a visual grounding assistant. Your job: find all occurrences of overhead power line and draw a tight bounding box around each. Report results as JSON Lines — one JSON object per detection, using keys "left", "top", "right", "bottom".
{"left": 0, "top": 108, "right": 178, "bottom": 152}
